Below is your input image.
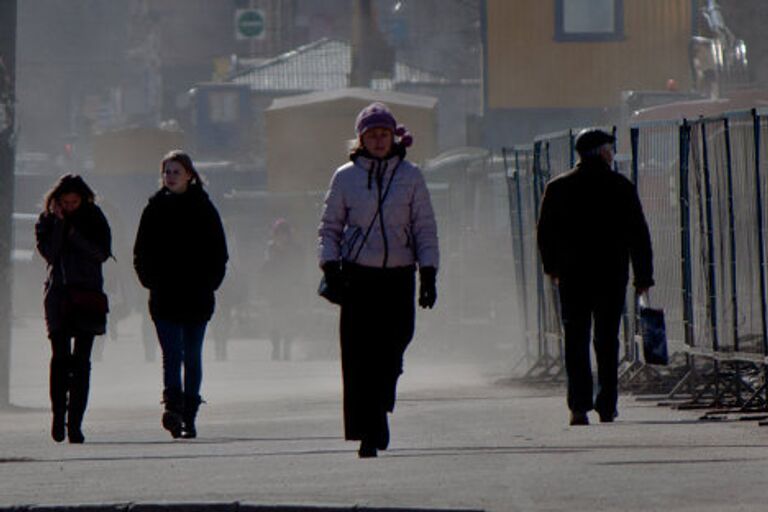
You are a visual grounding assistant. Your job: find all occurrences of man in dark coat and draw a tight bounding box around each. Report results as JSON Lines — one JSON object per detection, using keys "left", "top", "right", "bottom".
{"left": 537, "top": 129, "right": 654, "bottom": 426}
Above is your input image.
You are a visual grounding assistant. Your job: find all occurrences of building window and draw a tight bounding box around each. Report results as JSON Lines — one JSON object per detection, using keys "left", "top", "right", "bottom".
{"left": 555, "top": 0, "right": 624, "bottom": 42}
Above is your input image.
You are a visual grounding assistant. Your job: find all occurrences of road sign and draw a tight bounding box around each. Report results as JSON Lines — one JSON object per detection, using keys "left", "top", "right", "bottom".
{"left": 235, "top": 9, "right": 265, "bottom": 40}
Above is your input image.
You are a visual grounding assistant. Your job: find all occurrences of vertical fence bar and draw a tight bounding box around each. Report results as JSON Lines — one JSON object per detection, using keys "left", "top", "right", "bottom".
{"left": 723, "top": 118, "right": 740, "bottom": 353}
{"left": 503, "top": 147, "right": 531, "bottom": 365}
{"left": 532, "top": 141, "right": 547, "bottom": 360}
{"left": 515, "top": 149, "right": 531, "bottom": 365}
{"left": 751, "top": 109, "right": 768, "bottom": 357}
{"left": 514, "top": 149, "right": 530, "bottom": 356}
{"left": 629, "top": 126, "right": 641, "bottom": 363}
{"left": 680, "top": 121, "right": 695, "bottom": 348}
{"left": 700, "top": 121, "right": 720, "bottom": 352}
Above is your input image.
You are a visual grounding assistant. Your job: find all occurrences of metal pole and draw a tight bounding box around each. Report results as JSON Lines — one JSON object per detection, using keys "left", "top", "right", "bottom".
{"left": 512, "top": 149, "right": 530, "bottom": 363}
{"left": 722, "top": 118, "right": 739, "bottom": 352}
{"left": 679, "top": 121, "right": 695, "bottom": 349}
{"left": 0, "top": 0, "right": 17, "bottom": 408}
{"left": 630, "top": 126, "right": 641, "bottom": 363}
{"left": 700, "top": 121, "right": 720, "bottom": 352}
{"left": 751, "top": 109, "right": 768, "bottom": 357}
{"left": 532, "top": 141, "right": 547, "bottom": 360}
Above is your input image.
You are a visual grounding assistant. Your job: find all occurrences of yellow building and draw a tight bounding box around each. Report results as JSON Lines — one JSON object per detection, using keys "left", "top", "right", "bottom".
{"left": 264, "top": 87, "right": 438, "bottom": 193}
{"left": 484, "top": 0, "right": 694, "bottom": 145}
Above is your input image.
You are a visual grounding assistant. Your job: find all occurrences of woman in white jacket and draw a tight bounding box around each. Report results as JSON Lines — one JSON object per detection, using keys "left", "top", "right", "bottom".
{"left": 318, "top": 102, "right": 440, "bottom": 458}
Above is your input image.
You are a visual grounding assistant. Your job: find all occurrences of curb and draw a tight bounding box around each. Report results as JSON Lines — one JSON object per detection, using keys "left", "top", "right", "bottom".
{"left": 3, "top": 503, "right": 484, "bottom": 512}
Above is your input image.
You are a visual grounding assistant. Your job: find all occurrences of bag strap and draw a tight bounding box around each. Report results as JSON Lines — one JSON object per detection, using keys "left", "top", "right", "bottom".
{"left": 347, "top": 159, "right": 400, "bottom": 263}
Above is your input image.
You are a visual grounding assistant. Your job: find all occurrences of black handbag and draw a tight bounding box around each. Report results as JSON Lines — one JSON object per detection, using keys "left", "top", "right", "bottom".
{"left": 317, "top": 275, "right": 344, "bottom": 306}
{"left": 65, "top": 286, "right": 109, "bottom": 316}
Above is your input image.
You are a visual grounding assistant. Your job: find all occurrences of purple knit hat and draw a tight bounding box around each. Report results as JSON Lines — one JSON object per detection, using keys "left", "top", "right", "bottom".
{"left": 355, "top": 102, "right": 413, "bottom": 147}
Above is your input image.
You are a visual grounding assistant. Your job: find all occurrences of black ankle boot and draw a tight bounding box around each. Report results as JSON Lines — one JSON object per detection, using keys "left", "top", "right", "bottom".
{"left": 358, "top": 438, "right": 378, "bottom": 458}
{"left": 49, "top": 358, "right": 68, "bottom": 443}
{"left": 51, "top": 413, "right": 66, "bottom": 443}
{"left": 67, "top": 360, "right": 91, "bottom": 444}
{"left": 181, "top": 394, "right": 202, "bottom": 439}
{"left": 67, "top": 424, "right": 84, "bottom": 444}
{"left": 162, "top": 388, "right": 184, "bottom": 439}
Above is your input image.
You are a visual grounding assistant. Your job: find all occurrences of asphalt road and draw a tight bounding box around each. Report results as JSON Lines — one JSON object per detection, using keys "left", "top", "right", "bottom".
{"left": 3, "top": 317, "right": 768, "bottom": 511}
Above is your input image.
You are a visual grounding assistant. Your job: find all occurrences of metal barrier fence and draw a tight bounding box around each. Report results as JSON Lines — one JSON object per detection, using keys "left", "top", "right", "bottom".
{"left": 504, "top": 111, "right": 768, "bottom": 410}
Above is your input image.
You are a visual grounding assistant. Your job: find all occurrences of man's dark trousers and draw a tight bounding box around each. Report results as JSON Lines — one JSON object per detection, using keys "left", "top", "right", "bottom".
{"left": 559, "top": 279, "right": 626, "bottom": 416}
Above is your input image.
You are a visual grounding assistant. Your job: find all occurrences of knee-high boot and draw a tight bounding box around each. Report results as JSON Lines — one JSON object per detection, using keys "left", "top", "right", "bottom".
{"left": 67, "top": 360, "right": 91, "bottom": 444}
{"left": 49, "top": 357, "right": 69, "bottom": 442}
{"left": 181, "top": 393, "right": 202, "bottom": 439}
{"left": 162, "top": 387, "right": 184, "bottom": 439}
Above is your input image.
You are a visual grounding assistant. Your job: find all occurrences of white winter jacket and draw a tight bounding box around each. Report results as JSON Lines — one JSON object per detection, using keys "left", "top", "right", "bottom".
{"left": 318, "top": 153, "right": 439, "bottom": 269}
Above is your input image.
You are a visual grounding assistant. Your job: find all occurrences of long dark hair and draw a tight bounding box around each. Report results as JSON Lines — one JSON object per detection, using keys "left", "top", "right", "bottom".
{"left": 160, "top": 149, "right": 203, "bottom": 187}
{"left": 42, "top": 174, "right": 96, "bottom": 214}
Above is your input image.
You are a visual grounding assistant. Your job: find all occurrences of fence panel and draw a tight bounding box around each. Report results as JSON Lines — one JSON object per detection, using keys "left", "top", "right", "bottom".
{"left": 725, "top": 111, "right": 766, "bottom": 356}
{"left": 632, "top": 120, "right": 687, "bottom": 352}
{"left": 533, "top": 132, "right": 572, "bottom": 363}
{"left": 687, "top": 119, "right": 719, "bottom": 352}
{"left": 701, "top": 117, "right": 736, "bottom": 353}
{"left": 503, "top": 146, "right": 538, "bottom": 364}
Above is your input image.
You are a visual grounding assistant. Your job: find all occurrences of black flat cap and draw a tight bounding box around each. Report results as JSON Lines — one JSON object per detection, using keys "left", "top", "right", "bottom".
{"left": 575, "top": 129, "right": 615, "bottom": 155}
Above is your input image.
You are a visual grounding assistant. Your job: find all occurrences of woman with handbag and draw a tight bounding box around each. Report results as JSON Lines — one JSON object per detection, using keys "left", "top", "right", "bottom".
{"left": 318, "top": 102, "right": 440, "bottom": 458}
{"left": 133, "top": 150, "right": 228, "bottom": 439}
{"left": 35, "top": 174, "right": 112, "bottom": 443}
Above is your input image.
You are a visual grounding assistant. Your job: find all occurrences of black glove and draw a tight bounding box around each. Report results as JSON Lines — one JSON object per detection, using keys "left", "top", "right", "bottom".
{"left": 319, "top": 261, "right": 345, "bottom": 305}
{"left": 418, "top": 266, "right": 437, "bottom": 309}
{"left": 322, "top": 261, "right": 342, "bottom": 288}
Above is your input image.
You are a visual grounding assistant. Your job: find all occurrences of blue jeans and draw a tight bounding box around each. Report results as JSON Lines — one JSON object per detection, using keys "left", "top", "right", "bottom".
{"left": 154, "top": 319, "right": 207, "bottom": 397}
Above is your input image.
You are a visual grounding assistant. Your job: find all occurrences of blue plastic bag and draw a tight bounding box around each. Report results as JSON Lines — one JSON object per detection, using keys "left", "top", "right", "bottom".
{"left": 640, "top": 306, "right": 669, "bottom": 365}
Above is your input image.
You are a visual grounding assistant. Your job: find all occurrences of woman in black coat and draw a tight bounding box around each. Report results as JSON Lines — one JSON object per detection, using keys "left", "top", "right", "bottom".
{"left": 35, "top": 174, "right": 112, "bottom": 443}
{"left": 133, "top": 150, "right": 228, "bottom": 439}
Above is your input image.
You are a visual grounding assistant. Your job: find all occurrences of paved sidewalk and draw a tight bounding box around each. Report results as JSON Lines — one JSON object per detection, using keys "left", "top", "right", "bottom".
{"left": 3, "top": 319, "right": 768, "bottom": 511}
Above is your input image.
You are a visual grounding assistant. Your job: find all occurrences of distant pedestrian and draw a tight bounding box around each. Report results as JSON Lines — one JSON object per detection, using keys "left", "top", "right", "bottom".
{"left": 318, "top": 102, "right": 439, "bottom": 458}
{"left": 35, "top": 174, "right": 112, "bottom": 443}
{"left": 133, "top": 150, "right": 228, "bottom": 439}
{"left": 262, "top": 218, "right": 305, "bottom": 361}
{"left": 537, "top": 129, "right": 654, "bottom": 426}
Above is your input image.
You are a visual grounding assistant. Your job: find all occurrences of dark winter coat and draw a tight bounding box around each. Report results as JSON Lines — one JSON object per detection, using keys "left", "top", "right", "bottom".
{"left": 536, "top": 158, "right": 654, "bottom": 290}
{"left": 35, "top": 203, "right": 112, "bottom": 335}
{"left": 133, "top": 185, "right": 228, "bottom": 323}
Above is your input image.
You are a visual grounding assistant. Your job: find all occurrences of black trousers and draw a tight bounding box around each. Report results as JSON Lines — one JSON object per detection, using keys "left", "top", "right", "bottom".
{"left": 49, "top": 332, "right": 95, "bottom": 427}
{"left": 339, "top": 263, "right": 415, "bottom": 442}
{"left": 558, "top": 280, "right": 626, "bottom": 415}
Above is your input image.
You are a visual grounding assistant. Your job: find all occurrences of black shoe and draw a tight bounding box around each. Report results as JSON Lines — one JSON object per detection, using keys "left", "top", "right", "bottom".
{"left": 598, "top": 410, "right": 617, "bottom": 423}
{"left": 162, "top": 410, "right": 183, "bottom": 439}
{"left": 51, "top": 414, "right": 66, "bottom": 443}
{"left": 180, "top": 423, "right": 197, "bottom": 439}
{"left": 569, "top": 411, "right": 589, "bottom": 426}
{"left": 67, "top": 425, "right": 85, "bottom": 444}
{"left": 358, "top": 439, "right": 378, "bottom": 458}
{"left": 180, "top": 394, "right": 201, "bottom": 439}
{"left": 161, "top": 388, "right": 184, "bottom": 439}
